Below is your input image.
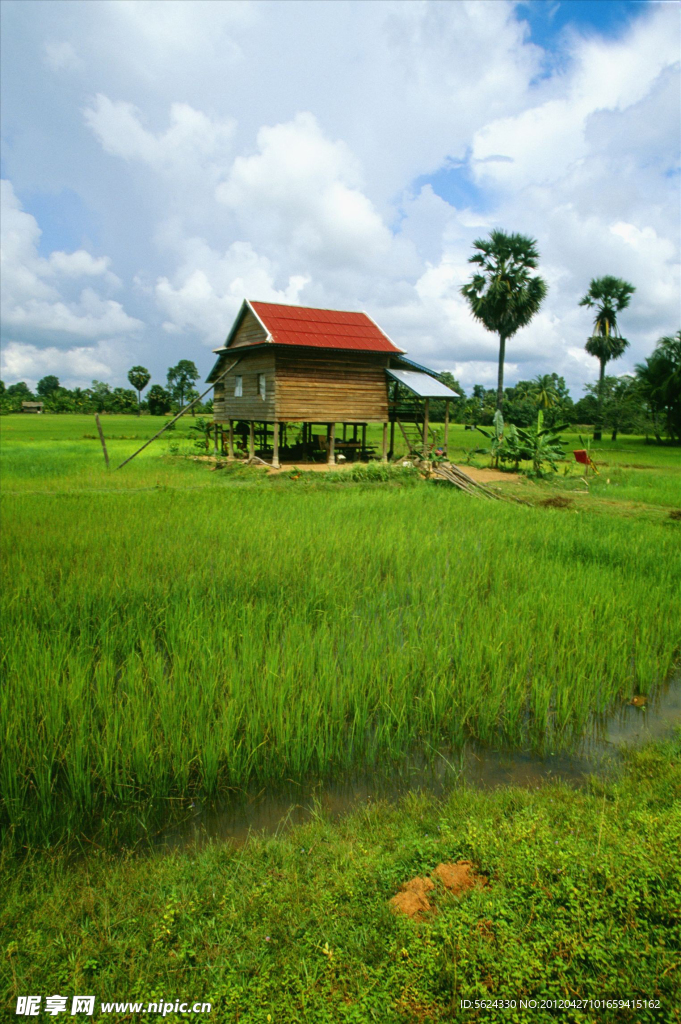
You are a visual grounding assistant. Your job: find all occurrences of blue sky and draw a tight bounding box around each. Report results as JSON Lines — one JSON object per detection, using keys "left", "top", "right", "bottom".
{"left": 1, "top": 0, "right": 678, "bottom": 396}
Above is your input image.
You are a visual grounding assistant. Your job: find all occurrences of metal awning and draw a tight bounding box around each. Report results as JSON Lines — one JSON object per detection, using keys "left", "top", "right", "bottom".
{"left": 386, "top": 368, "right": 460, "bottom": 398}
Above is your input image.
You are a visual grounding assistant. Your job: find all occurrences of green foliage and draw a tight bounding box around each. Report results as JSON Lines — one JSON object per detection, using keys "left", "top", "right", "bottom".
{"left": 461, "top": 230, "right": 547, "bottom": 409}
{"left": 147, "top": 384, "right": 172, "bottom": 416}
{"left": 636, "top": 330, "right": 681, "bottom": 443}
{"left": 167, "top": 360, "right": 200, "bottom": 408}
{"left": 580, "top": 276, "right": 635, "bottom": 439}
{"left": 36, "top": 375, "right": 61, "bottom": 397}
{"left": 2, "top": 740, "right": 680, "bottom": 1021}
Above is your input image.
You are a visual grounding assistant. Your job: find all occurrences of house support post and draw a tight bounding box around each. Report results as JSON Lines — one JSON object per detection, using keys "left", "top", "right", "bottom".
{"left": 327, "top": 422, "right": 336, "bottom": 465}
{"left": 444, "top": 400, "right": 450, "bottom": 457}
{"left": 213, "top": 423, "right": 219, "bottom": 456}
{"left": 272, "top": 422, "right": 280, "bottom": 469}
{"left": 423, "top": 399, "right": 430, "bottom": 448}
{"left": 249, "top": 421, "right": 255, "bottom": 459}
{"left": 389, "top": 418, "right": 395, "bottom": 460}
{"left": 382, "top": 422, "right": 388, "bottom": 462}
{"left": 361, "top": 423, "right": 367, "bottom": 458}
{"left": 228, "top": 420, "right": 234, "bottom": 458}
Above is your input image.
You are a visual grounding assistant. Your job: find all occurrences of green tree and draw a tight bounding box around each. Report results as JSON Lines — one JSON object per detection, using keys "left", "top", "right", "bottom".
{"left": 584, "top": 375, "right": 642, "bottom": 441}
{"left": 461, "top": 230, "right": 547, "bottom": 412}
{"left": 148, "top": 384, "right": 172, "bottom": 416}
{"left": 36, "top": 375, "right": 61, "bottom": 397}
{"left": 90, "top": 380, "right": 113, "bottom": 413}
{"left": 635, "top": 331, "right": 681, "bottom": 443}
{"left": 167, "top": 360, "right": 200, "bottom": 409}
{"left": 127, "top": 366, "right": 151, "bottom": 417}
{"left": 6, "top": 382, "right": 33, "bottom": 399}
{"left": 580, "top": 275, "right": 635, "bottom": 441}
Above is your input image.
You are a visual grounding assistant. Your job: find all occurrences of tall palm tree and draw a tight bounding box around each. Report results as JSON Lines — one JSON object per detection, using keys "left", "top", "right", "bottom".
{"left": 635, "top": 330, "right": 681, "bottom": 443}
{"left": 580, "top": 276, "right": 635, "bottom": 440}
{"left": 532, "top": 374, "right": 559, "bottom": 410}
{"left": 461, "top": 230, "right": 547, "bottom": 412}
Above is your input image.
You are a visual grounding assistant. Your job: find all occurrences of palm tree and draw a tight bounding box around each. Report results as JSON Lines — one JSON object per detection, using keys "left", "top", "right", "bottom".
{"left": 461, "top": 230, "right": 547, "bottom": 412}
{"left": 531, "top": 374, "right": 559, "bottom": 410}
{"left": 128, "top": 366, "right": 151, "bottom": 417}
{"left": 580, "top": 276, "right": 635, "bottom": 440}
{"left": 635, "top": 331, "right": 681, "bottom": 443}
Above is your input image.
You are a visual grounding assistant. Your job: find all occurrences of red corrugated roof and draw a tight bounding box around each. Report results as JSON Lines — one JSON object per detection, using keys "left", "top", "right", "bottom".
{"left": 248, "top": 301, "right": 403, "bottom": 353}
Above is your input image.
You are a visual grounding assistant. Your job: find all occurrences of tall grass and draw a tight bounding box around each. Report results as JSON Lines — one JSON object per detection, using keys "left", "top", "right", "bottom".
{"left": 2, "top": 458, "right": 679, "bottom": 843}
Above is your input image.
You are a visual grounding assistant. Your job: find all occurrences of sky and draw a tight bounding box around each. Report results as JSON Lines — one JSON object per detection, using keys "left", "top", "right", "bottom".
{"left": 1, "top": 0, "right": 679, "bottom": 398}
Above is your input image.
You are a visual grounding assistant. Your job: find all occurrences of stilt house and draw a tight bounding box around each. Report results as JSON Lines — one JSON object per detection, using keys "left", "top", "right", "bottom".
{"left": 207, "top": 300, "right": 458, "bottom": 467}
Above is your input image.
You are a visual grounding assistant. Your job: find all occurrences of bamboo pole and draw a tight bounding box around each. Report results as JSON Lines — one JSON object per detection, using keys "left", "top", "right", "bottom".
{"left": 116, "top": 358, "right": 241, "bottom": 470}
{"left": 423, "top": 398, "right": 430, "bottom": 447}
{"left": 95, "top": 413, "right": 109, "bottom": 469}
{"left": 444, "top": 399, "right": 450, "bottom": 456}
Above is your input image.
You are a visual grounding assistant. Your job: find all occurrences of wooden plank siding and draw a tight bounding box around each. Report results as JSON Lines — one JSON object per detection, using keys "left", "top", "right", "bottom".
{"left": 275, "top": 351, "right": 388, "bottom": 423}
{"left": 213, "top": 351, "right": 276, "bottom": 421}
{"left": 229, "top": 307, "right": 268, "bottom": 348}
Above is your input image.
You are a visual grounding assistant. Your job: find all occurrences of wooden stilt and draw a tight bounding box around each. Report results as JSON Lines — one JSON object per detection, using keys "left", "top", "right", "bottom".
{"left": 272, "top": 422, "right": 280, "bottom": 468}
{"left": 423, "top": 398, "right": 430, "bottom": 448}
{"left": 444, "top": 399, "right": 450, "bottom": 456}
{"left": 389, "top": 418, "right": 395, "bottom": 460}
{"left": 327, "top": 422, "right": 336, "bottom": 465}
{"left": 361, "top": 423, "right": 367, "bottom": 457}
{"left": 382, "top": 422, "right": 388, "bottom": 462}
{"left": 213, "top": 423, "right": 219, "bottom": 456}
{"left": 249, "top": 421, "right": 255, "bottom": 459}
{"left": 228, "top": 420, "right": 234, "bottom": 457}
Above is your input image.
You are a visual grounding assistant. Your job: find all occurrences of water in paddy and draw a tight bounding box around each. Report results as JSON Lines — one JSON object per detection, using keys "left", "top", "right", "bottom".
{"left": 158, "top": 676, "right": 681, "bottom": 851}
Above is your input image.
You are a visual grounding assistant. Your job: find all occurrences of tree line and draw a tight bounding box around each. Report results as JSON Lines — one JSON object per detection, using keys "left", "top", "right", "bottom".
{"left": 458, "top": 229, "right": 679, "bottom": 443}
{"left": 0, "top": 360, "right": 210, "bottom": 417}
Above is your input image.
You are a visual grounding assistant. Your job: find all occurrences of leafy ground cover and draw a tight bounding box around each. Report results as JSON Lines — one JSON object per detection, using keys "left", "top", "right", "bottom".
{"left": 1, "top": 739, "right": 679, "bottom": 1022}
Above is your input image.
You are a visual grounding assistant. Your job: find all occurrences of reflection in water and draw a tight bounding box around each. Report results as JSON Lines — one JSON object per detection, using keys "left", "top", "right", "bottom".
{"left": 157, "top": 676, "right": 681, "bottom": 851}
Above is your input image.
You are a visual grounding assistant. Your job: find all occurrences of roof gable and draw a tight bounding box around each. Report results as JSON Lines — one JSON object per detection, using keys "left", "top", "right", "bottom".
{"left": 225, "top": 301, "right": 404, "bottom": 353}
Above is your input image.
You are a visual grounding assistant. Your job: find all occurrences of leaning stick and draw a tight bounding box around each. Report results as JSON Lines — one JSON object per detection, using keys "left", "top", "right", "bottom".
{"left": 115, "top": 358, "right": 241, "bottom": 470}
{"left": 95, "top": 413, "right": 110, "bottom": 468}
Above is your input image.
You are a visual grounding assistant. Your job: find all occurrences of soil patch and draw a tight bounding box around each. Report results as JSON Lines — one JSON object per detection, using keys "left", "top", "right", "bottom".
{"left": 451, "top": 464, "right": 517, "bottom": 484}
{"left": 669, "top": 509, "right": 681, "bottom": 521}
{"left": 540, "top": 495, "right": 573, "bottom": 509}
{"left": 389, "top": 876, "right": 434, "bottom": 919}
{"left": 390, "top": 861, "right": 487, "bottom": 919}
{"left": 433, "top": 860, "right": 487, "bottom": 894}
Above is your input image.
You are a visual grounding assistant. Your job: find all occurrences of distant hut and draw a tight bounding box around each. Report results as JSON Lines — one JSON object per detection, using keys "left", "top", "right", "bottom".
{"left": 207, "top": 300, "right": 459, "bottom": 467}
{"left": 21, "top": 401, "right": 44, "bottom": 414}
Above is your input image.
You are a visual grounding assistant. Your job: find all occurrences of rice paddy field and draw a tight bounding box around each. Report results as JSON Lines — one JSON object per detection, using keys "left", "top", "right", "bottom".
{"left": 2, "top": 414, "right": 680, "bottom": 848}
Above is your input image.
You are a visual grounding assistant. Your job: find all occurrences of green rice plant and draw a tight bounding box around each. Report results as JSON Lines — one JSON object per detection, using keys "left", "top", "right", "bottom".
{"left": 1, "top": 415, "right": 680, "bottom": 847}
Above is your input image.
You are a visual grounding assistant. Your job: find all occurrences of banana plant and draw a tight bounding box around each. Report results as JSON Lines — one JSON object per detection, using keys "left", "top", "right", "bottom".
{"left": 508, "top": 410, "right": 569, "bottom": 475}
{"left": 474, "top": 409, "right": 505, "bottom": 467}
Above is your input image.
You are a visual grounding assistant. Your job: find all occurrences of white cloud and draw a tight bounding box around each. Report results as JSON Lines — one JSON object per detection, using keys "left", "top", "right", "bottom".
{"left": 216, "top": 113, "right": 392, "bottom": 268}
{"left": 2, "top": 1, "right": 679, "bottom": 395}
{"left": 43, "top": 40, "right": 83, "bottom": 73}
{"left": 154, "top": 235, "right": 309, "bottom": 346}
{"left": 84, "top": 95, "right": 235, "bottom": 179}
{"left": 1, "top": 340, "right": 115, "bottom": 388}
{"left": 0, "top": 180, "right": 142, "bottom": 343}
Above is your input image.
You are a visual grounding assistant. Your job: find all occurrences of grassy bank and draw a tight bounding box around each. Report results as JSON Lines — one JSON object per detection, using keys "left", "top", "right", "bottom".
{"left": 2, "top": 739, "right": 679, "bottom": 1022}
{"left": 1, "top": 416, "right": 680, "bottom": 846}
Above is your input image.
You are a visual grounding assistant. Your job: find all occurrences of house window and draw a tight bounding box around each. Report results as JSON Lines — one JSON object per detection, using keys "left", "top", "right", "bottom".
{"left": 258, "top": 373, "right": 266, "bottom": 400}
{"left": 234, "top": 375, "right": 243, "bottom": 397}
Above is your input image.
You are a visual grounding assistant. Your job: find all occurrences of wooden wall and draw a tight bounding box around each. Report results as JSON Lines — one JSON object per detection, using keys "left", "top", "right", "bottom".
{"left": 275, "top": 351, "right": 388, "bottom": 423}
{"left": 213, "top": 351, "right": 276, "bottom": 421}
{"left": 229, "top": 307, "right": 268, "bottom": 348}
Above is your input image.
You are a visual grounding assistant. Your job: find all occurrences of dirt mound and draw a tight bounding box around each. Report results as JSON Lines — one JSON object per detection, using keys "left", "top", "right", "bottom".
{"left": 540, "top": 495, "right": 573, "bottom": 509}
{"left": 433, "top": 860, "right": 487, "bottom": 895}
{"left": 389, "top": 877, "right": 434, "bottom": 919}
{"left": 390, "top": 862, "right": 487, "bottom": 919}
{"left": 669, "top": 509, "right": 681, "bottom": 521}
